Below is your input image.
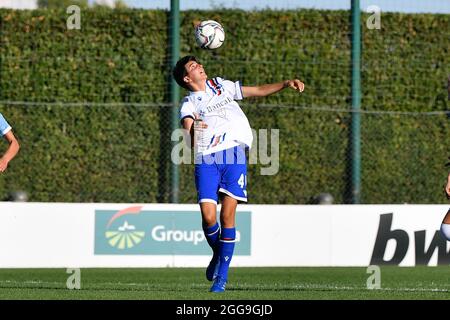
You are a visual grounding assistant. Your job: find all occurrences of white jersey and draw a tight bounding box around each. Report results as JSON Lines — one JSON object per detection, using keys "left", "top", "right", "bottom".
{"left": 179, "top": 77, "right": 253, "bottom": 155}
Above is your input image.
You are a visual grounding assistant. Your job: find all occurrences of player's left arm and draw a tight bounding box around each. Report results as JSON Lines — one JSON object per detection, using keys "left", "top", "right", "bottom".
{"left": 242, "top": 79, "right": 304, "bottom": 98}
{"left": 0, "top": 130, "right": 20, "bottom": 173}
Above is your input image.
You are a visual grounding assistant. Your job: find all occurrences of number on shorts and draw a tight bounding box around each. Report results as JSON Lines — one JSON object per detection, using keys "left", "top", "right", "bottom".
{"left": 238, "top": 173, "right": 246, "bottom": 189}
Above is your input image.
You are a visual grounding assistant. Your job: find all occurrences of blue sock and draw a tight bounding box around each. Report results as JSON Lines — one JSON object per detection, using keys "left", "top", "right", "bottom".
{"left": 218, "top": 227, "right": 236, "bottom": 280}
{"left": 203, "top": 222, "right": 220, "bottom": 253}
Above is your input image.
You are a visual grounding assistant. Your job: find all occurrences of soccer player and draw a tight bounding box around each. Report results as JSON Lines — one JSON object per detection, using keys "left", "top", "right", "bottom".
{"left": 0, "top": 113, "right": 19, "bottom": 173}
{"left": 441, "top": 172, "right": 450, "bottom": 241}
{"left": 172, "top": 56, "right": 304, "bottom": 292}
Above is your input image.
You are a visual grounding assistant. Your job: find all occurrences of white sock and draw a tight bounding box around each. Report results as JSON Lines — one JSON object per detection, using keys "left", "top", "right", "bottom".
{"left": 441, "top": 223, "right": 450, "bottom": 241}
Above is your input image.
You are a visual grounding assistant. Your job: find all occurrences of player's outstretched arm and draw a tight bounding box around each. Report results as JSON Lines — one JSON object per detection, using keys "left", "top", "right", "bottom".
{"left": 242, "top": 79, "right": 304, "bottom": 98}
{"left": 0, "top": 130, "right": 20, "bottom": 173}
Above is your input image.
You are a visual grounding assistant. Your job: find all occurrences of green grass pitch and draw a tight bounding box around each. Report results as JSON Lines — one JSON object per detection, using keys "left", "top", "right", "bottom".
{"left": 0, "top": 267, "right": 448, "bottom": 300}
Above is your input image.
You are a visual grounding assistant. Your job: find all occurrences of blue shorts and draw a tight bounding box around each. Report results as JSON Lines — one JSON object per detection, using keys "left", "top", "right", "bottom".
{"left": 195, "top": 145, "right": 248, "bottom": 204}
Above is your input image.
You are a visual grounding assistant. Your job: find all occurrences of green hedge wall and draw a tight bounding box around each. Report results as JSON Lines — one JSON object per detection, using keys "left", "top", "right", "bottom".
{"left": 0, "top": 8, "right": 448, "bottom": 203}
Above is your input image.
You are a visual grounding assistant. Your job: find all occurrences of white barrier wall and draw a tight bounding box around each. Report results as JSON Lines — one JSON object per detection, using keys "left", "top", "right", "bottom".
{"left": 0, "top": 202, "right": 448, "bottom": 267}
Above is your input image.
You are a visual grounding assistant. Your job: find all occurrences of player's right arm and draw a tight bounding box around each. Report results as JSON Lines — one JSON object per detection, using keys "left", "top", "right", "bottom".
{"left": 180, "top": 98, "right": 207, "bottom": 149}
{"left": 182, "top": 117, "right": 195, "bottom": 148}
{"left": 182, "top": 114, "right": 207, "bottom": 149}
{"left": 180, "top": 98, "right": 196, "bottom": 148}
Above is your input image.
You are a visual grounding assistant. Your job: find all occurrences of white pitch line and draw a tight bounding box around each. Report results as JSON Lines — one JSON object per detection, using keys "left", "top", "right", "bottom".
{"left": 0, "top": 280, "right": 448, "bottom": 293}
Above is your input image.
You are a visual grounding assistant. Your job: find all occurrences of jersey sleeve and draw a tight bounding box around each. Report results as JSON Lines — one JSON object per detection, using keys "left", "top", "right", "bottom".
{"left": 179, "top": 98, "right": 195, "bottom": 124}
{"left": 0, "top": 113, "right": 12, "bottom": 137}
{"left": 217, "top": 77, "right": 244, "bottom": 101}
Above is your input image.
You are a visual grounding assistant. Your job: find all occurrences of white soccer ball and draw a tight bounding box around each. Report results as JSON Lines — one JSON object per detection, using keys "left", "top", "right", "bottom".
{"left": 195, "top": 20, "right": 225, "bottom": 50}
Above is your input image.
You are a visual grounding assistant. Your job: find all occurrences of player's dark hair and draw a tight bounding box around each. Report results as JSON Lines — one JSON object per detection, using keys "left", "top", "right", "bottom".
{"left": 173, "top": 55, "right": 198, "bottom": 90}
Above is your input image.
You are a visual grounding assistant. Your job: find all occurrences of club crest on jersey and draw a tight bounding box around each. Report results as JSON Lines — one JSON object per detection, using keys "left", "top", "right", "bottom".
{"left": 207, "top": 78, "right": 223, "bottom": 95}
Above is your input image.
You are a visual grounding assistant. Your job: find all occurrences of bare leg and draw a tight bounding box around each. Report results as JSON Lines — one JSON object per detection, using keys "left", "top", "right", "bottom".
{"left": 200, "top": 202, "right": 217, "bottom": 227}
{"left": 443, "top": 210, "right": 450, "bottom": 224}
{"left": 441, "top": 210, "right": 450, "bottom": 241}
{"left": 220, "top": 195, "right": 238, "bottom": 228}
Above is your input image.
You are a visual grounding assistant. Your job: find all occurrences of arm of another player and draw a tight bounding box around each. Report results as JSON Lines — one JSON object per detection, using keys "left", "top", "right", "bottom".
{"left": 0, "top": 130, "right": 20, "bottom": 173}
{"left": 241, "top": 79, "right": 304, "bottom": 98}
{"left": 445, "top": 172, "right": 450, "bottom": 199}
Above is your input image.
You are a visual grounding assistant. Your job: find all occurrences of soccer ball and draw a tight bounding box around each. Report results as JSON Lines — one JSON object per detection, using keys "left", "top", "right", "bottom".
{"left": 195, "top": 20, "right": 225, "bottom": 50}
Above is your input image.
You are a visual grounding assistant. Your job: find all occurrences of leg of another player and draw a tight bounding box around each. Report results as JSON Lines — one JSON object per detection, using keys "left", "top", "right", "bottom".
{"left": 441, "top": 210, "right": 450, "bottom": 241}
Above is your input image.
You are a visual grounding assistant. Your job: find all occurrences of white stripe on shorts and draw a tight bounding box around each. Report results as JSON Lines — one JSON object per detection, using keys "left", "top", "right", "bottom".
{"left": 199, "top": 198, "right": 218, "bottom": 205}
{"left": 218, "top": 188, "right": 247, "bottom": 202}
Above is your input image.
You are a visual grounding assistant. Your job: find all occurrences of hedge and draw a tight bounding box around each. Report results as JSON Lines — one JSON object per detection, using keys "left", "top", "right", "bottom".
{"left": 0, "top": 8, "right": 448, "bottom": 203}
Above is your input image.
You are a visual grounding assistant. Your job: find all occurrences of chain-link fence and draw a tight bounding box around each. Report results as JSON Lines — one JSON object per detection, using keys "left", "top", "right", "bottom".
{"left": 0, "top": 2, "right": 448, "bottom": 203}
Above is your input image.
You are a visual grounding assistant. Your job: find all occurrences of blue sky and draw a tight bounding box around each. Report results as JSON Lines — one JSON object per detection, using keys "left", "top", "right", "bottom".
{"left": 116, "top": 0, "right": 450, "bottom": 14}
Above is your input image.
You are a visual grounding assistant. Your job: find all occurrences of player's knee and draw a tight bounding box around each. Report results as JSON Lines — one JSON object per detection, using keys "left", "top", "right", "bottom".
{"left": 202, "top": 215, "right": 217, "bottom": 227}
{"left": 441, "top": 223, "right": 450, "bottom": 241}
